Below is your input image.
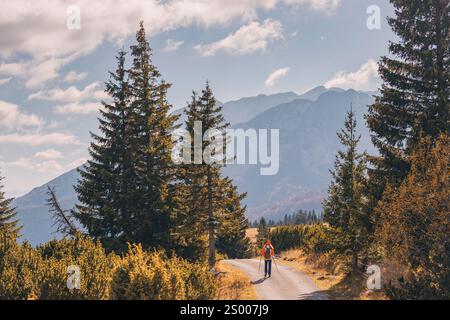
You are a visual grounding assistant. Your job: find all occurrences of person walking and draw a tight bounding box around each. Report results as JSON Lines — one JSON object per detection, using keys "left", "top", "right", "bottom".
{"left": 261, "top": 240, "right": 275, "bottom": 278}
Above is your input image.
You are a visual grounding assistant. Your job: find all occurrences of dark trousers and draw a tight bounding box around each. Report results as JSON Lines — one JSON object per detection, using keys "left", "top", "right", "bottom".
{"left": 264, "top": 259, "right": 272, "bottom": 276}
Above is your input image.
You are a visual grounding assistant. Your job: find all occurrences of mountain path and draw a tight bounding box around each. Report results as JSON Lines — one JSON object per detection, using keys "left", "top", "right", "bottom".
{"left": 224, "top": 259, "right": 329, "bottom": 300}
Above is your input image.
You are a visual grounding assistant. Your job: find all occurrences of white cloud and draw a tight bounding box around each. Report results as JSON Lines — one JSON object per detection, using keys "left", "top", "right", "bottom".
{"left": 0, "top": 101, "right": 44, "bottom": 130}
{"left": 0, "top": 158, "right": 63, "bottom": 173}
{"left": 0, "top": 0, "right": 338, "bottom": 88}
{"left": 0, "top": 77, "right": 11, "bottom": 85}
{"left": 28, "top": 82, "right": 107, "bottom": 103}
{"left": 324, "top": 59, "right": 380, "bottom": 91}
{"left": 54, "top": 102, "right": 103, "bottom": 115}
{"left": 64, "top": 71, "right": 87, "bottom": 83}
{"left": 0, "top": 57, "right": 71, "bottom": 89}
{"left": 283, "top": 0, "right": 341, "bottom": 13}
{"left": 195, "top": 19, "right": 283, "bottom": 56}
{"left": 163, "top": 39, "right": 184, "bottom": 52}
{"left": 0, "top": 0, "right": 280, "bottom": 87}
{"left": 34, "top": 149, "right": 63, "bottom": 160}
{"left": 265, "top": 67, "right": 290, "bottom": 87}
{"left": 0, "top": 133, "right": 80, "bottom": 146}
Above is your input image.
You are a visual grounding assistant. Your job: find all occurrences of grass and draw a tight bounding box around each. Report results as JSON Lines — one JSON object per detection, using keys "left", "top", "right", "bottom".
{"left": 278, "top": 249, "right": 388, "bottom": 300}
{"left": 215, "top": 261, "right": 258, "bottom": 300}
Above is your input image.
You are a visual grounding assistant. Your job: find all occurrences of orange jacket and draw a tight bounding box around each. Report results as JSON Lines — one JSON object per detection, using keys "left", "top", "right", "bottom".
{"left": 261, "top": 241, "right": 275, "bottom": 259}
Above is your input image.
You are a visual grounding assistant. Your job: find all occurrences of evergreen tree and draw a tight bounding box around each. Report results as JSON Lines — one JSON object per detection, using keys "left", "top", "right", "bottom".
{"left": 173, "top": 92, "right": 209, "bottom": 261}
{"left": 323, "top": 109, "right": 369, "bottom": 273}
{"left": 0, "top": 170, "right": 20, "bottom": 233}
{"left": 75, "top": 49, "right": 134, "bottom": 252}
{"left": 366, "top": 1, "right": 450, "bottom": 226}
{"left": 377, "top": 134, "right": 449, "bottom": 299}
{"left": 179, "top": 83, "right": 249, "bottom": 267}
{"left": 126, "top": 22, "right": 179, "bottom": 250}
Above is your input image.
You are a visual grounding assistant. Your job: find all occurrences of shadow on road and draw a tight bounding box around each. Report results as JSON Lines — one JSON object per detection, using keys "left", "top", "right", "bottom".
{"left": 297, "top": 290, "right": 329, "bottom": 300}
{"left": 251, "top": 277, "right": 267, "bottom": 285}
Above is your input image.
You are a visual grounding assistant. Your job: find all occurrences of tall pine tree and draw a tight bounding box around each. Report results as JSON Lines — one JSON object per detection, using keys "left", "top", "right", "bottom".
{"left": 323, "top": 108, "right": 369, "bottom": 273}
{"left": 179, "top": 83, "right": 250, "bottom": 267}
{"left": 127, "top": 22, "right": 179, "bottom": 250}
{"left": 366, "top": 1, "right": 450, "bottom": 220}
{"left": 75, "top": 49, "right": 134, "bottom": 252}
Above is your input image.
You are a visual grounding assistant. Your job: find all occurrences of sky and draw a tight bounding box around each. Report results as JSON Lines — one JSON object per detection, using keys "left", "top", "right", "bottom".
{"left": 0, "top": 0, "right": 395, "bottom": 197}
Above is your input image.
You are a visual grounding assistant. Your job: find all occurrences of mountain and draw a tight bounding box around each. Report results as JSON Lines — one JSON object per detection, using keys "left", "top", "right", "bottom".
{"left": 173, "top": 86, "right": 347, "bottom": 127}
{"left": 225, "top": 89, "right": 375, "bottom": 221}
{"left": 173, "top": 91, "right": 300, "bottom": 126}
{"left": 13, "top": 87, "right": 376, "bottom": 245}
{"left": 12, "top": 168, "right": 80, "bottom": 245}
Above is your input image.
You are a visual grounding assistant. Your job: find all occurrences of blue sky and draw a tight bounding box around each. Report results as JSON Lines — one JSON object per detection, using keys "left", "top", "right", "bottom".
{"left": 0, "top": 0, "right": 394, "bottom": 197}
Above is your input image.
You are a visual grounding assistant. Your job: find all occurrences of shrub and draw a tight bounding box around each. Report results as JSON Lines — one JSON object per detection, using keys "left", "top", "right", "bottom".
{"left": 110, "top": 244, "right": 216, "bottom": 300}
{"left": 0, "top": 230, "right": 42, "bottom": 300}
{"left": 36, "top": 235, "right": 113, "bottom": 300}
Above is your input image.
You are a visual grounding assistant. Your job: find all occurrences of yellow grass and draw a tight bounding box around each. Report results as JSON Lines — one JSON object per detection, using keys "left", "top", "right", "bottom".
{"left": 216, "top": 261, "right": 258, "bottom": 300}
{"left": 278, "top": 250, "right": 389, "bottom": 300}
{"left": 246, "top": 228, "right": 258, "bottom": 244}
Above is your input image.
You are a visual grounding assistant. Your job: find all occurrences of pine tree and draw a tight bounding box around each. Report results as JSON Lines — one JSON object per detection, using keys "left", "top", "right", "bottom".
{"left": 323, "top": 108, "right": 369, "bottom": 273}
{"left": 173, "top": 92, "right": 209, "bottom": 261}
{"left": 178, "top": 83, "right": 249, "bottom": 267}
{"left": 0, "top": 170, "right": 20, "bottom": 233}
{"left": 376, "top": 134, "right": 449, "bottom": 299}
{"left": 366, "top": 1, "right": 450, "bottom": 224}
{"left": 126, "top": 22, "right": 179, "bottom": 250}
{"left": 74, "top": 49, "right": 134, "bottom": 252}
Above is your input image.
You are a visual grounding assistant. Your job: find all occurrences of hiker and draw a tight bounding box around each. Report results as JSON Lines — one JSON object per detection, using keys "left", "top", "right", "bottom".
{"left": 261, "top": 240, "right": 275, "bottom": 277}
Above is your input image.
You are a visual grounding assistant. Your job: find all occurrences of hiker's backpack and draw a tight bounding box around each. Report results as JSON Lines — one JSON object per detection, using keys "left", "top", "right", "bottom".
{"left": 264, "top": 245, "right": 272, "bottom": 260}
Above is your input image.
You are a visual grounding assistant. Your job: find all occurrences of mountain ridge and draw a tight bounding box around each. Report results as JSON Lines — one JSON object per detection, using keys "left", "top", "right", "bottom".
{"left": 13, "top": 86, "right": 377, "bottom": 245}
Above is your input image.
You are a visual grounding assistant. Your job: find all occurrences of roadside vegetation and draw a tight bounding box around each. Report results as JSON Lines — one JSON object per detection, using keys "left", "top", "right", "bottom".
{"left": 215, "top": 261, "right": 257, "bottom": 300}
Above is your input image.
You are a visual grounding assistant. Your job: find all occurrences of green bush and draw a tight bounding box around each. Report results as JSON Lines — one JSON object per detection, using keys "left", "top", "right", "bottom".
{"left": 110, "top": 244, "right": 216, "bottom": 300}
{"left": 1, "top": 229, "right": 216, "bottom": 300}
{"left": 0, "top": 230, "right": 42, "bottom": 299}
{"left": 269, "top": 223, "right": 335, "bottom": 255}
{"left": 36, "top": 235, "right": 113, "bottom": 300}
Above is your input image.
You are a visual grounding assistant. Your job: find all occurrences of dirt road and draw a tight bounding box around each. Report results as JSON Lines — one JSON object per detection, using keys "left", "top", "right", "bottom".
{"left": 224, "top": 259, "right": 328, "bottom": 300}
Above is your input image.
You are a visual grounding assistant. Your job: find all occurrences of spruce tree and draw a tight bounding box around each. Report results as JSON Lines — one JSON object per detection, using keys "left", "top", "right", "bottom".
{"left": 126, "top": 22, "right": 179, "bottom": 250}
{"left": 323, "top": 109, "right": 369, "bottom": 273}
{"left": 174, "top": 92, "right": 209, "bottom": 261}
{"left": 366, "top": 1, "right": 450, "bottom": 221}
{"left": 0, "top": 170, "right": 20, "bottom": 233}
{"left": 179, "top": 83, "right": 249, "bottom": 267}
{"left": 75, "top": 49, "right": 133, "bottom": 251}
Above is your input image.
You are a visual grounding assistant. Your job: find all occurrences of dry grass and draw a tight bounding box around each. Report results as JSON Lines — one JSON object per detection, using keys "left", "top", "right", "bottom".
{"left": 279, "top": 250, "right": 343, "bottom": 291}
{"left": 246, "top": 228, "right": 258, "bottom": 244}
{"left": 215, "top": 261, "right": 258, "bottom": 300}
{"left": 278, "top": 250, "right": 389, "bottom": 300}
